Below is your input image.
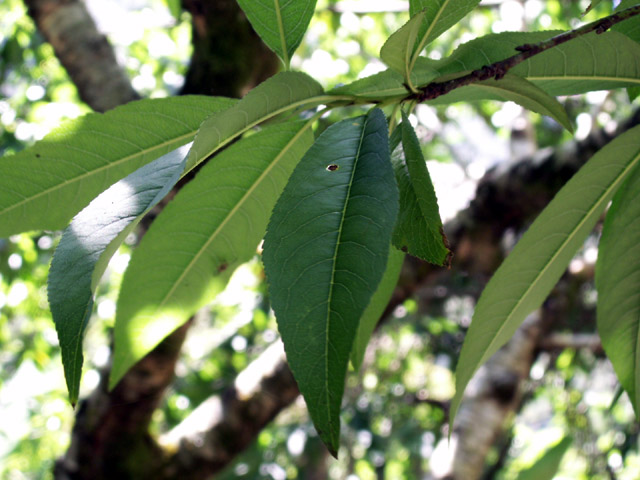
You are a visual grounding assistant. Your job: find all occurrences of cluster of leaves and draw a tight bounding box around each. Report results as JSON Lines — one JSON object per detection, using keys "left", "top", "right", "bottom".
{"left": 1, "top": 0, "right": 640, "bottom": 456}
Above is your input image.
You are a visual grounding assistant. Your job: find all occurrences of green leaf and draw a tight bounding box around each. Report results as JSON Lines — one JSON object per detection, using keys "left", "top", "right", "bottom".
{"left": 236, "top": 0, "right": 317, "bottom": 69}
{"left": 187, "top": 72, "right": 324, "bottom": 171}
{"left": 408, "top": 0, "right": 481, "bottom": 64}
{"left": 328, "top": 60, "right": 439, "bottom": 101}
{"left": 110, "top": 120, "right": 314, "bottom": 389}
{"left": 515, "top": 436, "right": 573, "bottom": 480}
{"left": 380, "top": 11, "right": 428, "bottom": 88}
{"left": 350, "top": 246, "right": 405, "bottom": 371}
{"left": 0, "top": 96, "right": 234, "bottom": 237}
{"left": 613, "top": 0, "right": 640, "bottom": 44}
{"left": 263, "top": 109, "right": 399, "bottom": 455}
{"left": 426, "top": 30, "right": 640, "bottom": 98}
{"left": 48, "top": 144, "right": 191, "bottom": 405}
{"left": 451, "top": 124, "right": 640, "bottom": 427}
{"left": 596, "top": 161, "right": 640, "bottom": 417}
{"left": 393, "top": 112, "right": 451, "bottom": 265}
{"left": 439, "top": 74, "right": 573, "bottom": 131}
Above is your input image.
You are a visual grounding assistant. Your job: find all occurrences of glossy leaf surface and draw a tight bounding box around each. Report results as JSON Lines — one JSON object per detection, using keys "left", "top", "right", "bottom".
{"left": 48, "top": 144, "right": 192, "bottom": 404}
{"left": 452, "top": 124, "right": 640, "bottom": 426}
{"left": 0, "top": 96, "right": 234, "bottom": 237}
{"left": 187, "top": 72, "right": 323, "bottom": 171}
{"left": 236, "top": 0, "right": 317, "bottom": 68}
{"left": 392, "top": 113, "right": 450, "bottom": 265}
{"left": 263, "top": 109, "right": 398, "bottom": 455}
{"left": 596, "top": 161, "right": 640, "bottom": 417}
{"left": 110, "top": 121, "right": 314, "bottom": 388}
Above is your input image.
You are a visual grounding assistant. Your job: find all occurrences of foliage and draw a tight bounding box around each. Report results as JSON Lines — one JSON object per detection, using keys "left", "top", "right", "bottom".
{"left": 2, "top": 0, "right": 640, "bottom": 466}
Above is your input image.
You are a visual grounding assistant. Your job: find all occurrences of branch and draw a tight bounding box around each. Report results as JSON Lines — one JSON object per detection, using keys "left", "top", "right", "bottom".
{"left": 24, "top": 0, "right": 139, "bottom": 111}
{"left": 413, "top": 4, "right": 640, "bottom": 103}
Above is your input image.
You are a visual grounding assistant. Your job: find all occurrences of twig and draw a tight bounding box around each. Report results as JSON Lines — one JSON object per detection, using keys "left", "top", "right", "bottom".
{"left": 413, "top": 4, "right": 640, "bottom": 103}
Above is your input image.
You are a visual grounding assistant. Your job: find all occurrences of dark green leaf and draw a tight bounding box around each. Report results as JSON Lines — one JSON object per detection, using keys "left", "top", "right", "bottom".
{"left": 48, "top": 144, "right": 191, "bottom": 404}
{"left": 392, "top": 112, "right": 451, "bottom": 265}
{"left": 236, "top": 0, "right": 317, "bottom": 68}
{"left": 110, "top": 120, "right": 314, "bottom": 389}
{"left": 0, "top": 96, "right": 235, "bottom": 237}
{"left": 596, "top": 161, "right": 640, "bottom": 417}
{"left": 263, "top": 109, "right": 399, "bottom": 455}
{"left": 350, "top": 246, "right": 404, "bottom": 371}
{"left": 452, "top": 124, "right": 640, "bottom": 427}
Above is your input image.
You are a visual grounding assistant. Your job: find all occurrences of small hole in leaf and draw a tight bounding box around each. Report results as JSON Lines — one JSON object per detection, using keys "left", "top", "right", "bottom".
{"left": 326, "top": 164, "right": 339, "bottom": 171}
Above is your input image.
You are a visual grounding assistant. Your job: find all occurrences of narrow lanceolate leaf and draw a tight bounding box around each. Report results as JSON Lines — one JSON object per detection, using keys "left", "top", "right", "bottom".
{"left": 408, "top": 0, "right": 480, "bottom": 67}
{"left": 263, "top": 109, "right": 399, "bottom": 456}
{"left": 110, "top": 121, "right": 313, "bottom": 389}
{"left": 350, "top": 246, "right": 405, "bottom": 371}
{"left": 48, "top": 144, "right": 191, "bottom": 405}
{"left": 187, "top": 72, "right": 324, "bottom": 171}
{"left": 452, "top": 124, "right": 640, "bottom": 426}
{"left": 427, "top": 74, "right": 572, "bottom": 131}
{"left": 0, "top": 96, "right": 234, "bottom": 237}
{"left": 596, "top": 161, "right": 640, "bottom": 418}
{"left": 393, "top": 112, "right": 450, "bottom": 265}
{"left": 516, "top": 436, "right": 573, "bottom": 480}
{"left": 328, "top": 60, "right": 439, "bottom": 101}
{"left": 380, "top": 11, "right": 428, "bottom": 87}
{"left": 426, "top": 30, "right": 640, "bottom": 99}
{"left": 236, "top": 0, "right": 317, "bottom": 68}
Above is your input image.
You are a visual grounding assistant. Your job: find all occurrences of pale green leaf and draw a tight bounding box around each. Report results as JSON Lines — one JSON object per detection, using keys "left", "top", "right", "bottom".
{"left": 187, "top": 72, "right": 324, "bottom": 171}
{"left": 380, "top": 11, "right": 428, "bottom": 86}
{"left": 48, "top": 144, "right": 191, "bottom": 404}
{"left": 328, "top": 59, "right": 439, "bottom": 101}
{"left": 263, "top": 109, "right": 399, "bottom": 455}
{"left": 408, "top": 0, "right": 480, "bottom": 67}
{"left": 350, "top": 246, "right": 404, "bottom": 371}
{"left": 110, "top": 120, "right": 314, "bottom": 389}
{"left": 451, "top": 124, "right": 640, "bottom": 426}
{"left": 439, "top": 74, "right": 573, "bottom": 131}
{"left": 236, "top": 0, "right": 317, "bottom": 68}
{"left": 426, "top": 30, "right": 640, "bottom": 99}
{"left": 516, "top": 436, "right": 573, "bottom": 480}
{"left": 596, "top": 161, "right": 640, "bottom": 417}
{"left": 393, "top": 112, "right": 451, "bottom": 264}
{"left": 0, "top": 96, "right": 235, "bottom": 237}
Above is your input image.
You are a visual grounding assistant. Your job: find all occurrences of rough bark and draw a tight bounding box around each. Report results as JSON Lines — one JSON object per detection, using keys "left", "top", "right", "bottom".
{"left": 180, "top": 0, "right": 280, "bottom": 97}
{"left": 24, "top": 0, "right": 139, "bottom": 111}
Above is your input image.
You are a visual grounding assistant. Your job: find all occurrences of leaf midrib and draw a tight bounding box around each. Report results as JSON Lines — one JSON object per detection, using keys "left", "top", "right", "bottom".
{"left": 409, "top": 0, "right": 452, "bottom": 73}
{"left": 155, "top": 121, "right": 314, "bottom": 312}
{"left": 324, "top": 116, "right": 369, "bottom": 437}
{"left": 273, "top": 0, "right": 289, "bottom": 67}
{"left": 0, "top": 132, "right": 193, "bottom": 218}
{"left": 475, "top": 150, "right": 640, "bottom": 375}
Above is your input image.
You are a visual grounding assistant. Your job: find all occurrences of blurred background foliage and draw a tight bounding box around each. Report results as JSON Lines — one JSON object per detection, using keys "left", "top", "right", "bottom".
{"left": 0, "top": 0, "right": 639, "bottom": 478}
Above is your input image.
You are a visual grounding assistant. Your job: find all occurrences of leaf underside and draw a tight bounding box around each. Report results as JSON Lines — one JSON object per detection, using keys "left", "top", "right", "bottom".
{"left": 451, "top": 124, "right": 640, "bottom": 427}
{"left": 110, "top": 120, "right": 314, "bottom": 389}
{"left": 263, "top": 108, "right": 398, "bottom": 455}
{"left": 596, "top": 160, "right": 640, "bottom": 417}
{"left": 48, "top": 144, "right": 192, "bottom": 404}
{"left": 236, "top": 0, "right": 317, "bottom": 67}
{"left": 0, "top": 96, "right": 234, "bottom": 237}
